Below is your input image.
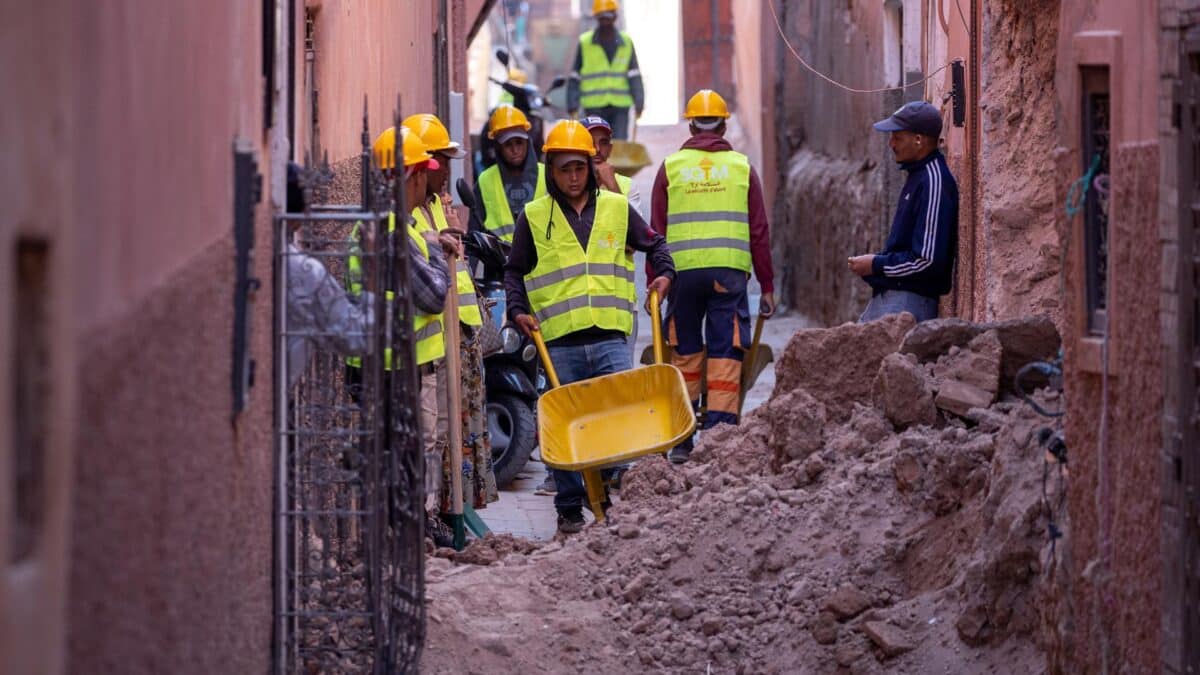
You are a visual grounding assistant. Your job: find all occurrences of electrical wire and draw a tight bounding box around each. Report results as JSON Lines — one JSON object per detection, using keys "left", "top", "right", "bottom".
{"left": 766, "top": 0, "right": 962, "bottom": 95}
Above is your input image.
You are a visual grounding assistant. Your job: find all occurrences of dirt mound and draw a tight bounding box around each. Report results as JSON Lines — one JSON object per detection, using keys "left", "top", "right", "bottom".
{"left": 422, "top": 317, "right": 1060, "bottom": 674}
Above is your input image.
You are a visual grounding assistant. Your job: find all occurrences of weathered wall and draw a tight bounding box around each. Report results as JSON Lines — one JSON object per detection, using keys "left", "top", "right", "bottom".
{"left": 772, "top": 1, "right": 894, "bottom": 324}
{"left": 977, "top": 0, "right": 1063, "bottom": 322}
{"left": 65, "top": 1, "right": 275, "bottom": 672}
{"left": 1053, "top": 1, "right": 1164, "bottom": 672}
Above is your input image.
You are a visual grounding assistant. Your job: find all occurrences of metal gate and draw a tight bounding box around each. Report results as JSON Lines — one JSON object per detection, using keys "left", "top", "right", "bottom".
{"left": 1177, "top": 32, "right": 1200, "bottom": 674}
{"left": 273, "top": 107, "right": 425, "bottom": 674}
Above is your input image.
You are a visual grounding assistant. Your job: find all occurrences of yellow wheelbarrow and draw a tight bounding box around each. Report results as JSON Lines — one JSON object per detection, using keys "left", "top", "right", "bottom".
{"left": 609, "top": 123, "right": 652, "bottom": 178}
{"left": 531, "top": 291, "right": 695, "bottom": 521}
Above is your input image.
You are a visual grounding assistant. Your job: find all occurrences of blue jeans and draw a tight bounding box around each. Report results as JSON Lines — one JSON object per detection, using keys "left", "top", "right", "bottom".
{"left": 859, "top": 289, "right": 939, "bottom": 323}
{"left": 546, "top": 336, "right": 632, "bottom": 514}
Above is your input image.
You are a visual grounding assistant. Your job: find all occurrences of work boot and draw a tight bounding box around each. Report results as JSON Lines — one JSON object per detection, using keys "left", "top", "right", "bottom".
{"left": 425, "top": 514, "right": 455, "bottom": 549}
{"left": 668, "top": 445, "right": 692, "bottom": 465}
{"left": 534, "top": 473, "right": 557, "bottom": 496}
{"left": 556, "top": 509, "right": 585, "bottom": 535}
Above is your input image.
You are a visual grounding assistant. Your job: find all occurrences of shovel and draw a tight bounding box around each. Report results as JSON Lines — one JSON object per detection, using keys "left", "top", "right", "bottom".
{"left": 638, "top": 313, "right": 774, "bottom": 415}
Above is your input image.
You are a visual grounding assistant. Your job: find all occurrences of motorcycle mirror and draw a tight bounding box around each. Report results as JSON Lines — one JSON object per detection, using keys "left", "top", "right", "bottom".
{"left": 548, "top": 75, "right": 567, "bottom": 92}
{"left": 494, "top": 47, "right": 510, "bottom": 67}
{"left": 456, "top": 177, "right": 476, "bottom": 210}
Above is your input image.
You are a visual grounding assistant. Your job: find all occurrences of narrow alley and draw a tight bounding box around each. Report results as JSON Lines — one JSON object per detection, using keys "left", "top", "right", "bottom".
{"left": 1, "top": 1, "right": 1195, "bottom": 674}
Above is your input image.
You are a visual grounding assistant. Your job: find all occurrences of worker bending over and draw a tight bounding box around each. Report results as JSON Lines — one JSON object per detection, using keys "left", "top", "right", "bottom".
{"left": 405, "top": 113, "right": 498, "bottom": 516}
{"left": 567, "top": 0, "right": 644, "bottom": 140}
{"left": 650, "top": 90, "right": 776, "bottom": 465}
{"left": 506, "top": 120, "right": 675, "bottom": 534}
{"left": 470, "top": 105, "right": 546, "bottom": 243}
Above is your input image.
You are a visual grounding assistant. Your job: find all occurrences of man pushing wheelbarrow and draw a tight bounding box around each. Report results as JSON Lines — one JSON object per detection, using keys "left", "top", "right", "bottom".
{"left": 505, "top": 119, "right": 676, "bottom": 535}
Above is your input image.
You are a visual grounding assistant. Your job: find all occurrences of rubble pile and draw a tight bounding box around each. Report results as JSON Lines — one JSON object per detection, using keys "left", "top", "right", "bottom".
{"left": 423, "top": 313, "right": 1063, "bottom": 674}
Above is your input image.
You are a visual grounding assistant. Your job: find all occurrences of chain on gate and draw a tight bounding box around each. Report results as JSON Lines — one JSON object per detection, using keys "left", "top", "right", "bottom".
{"left": 274, "top": 100, "right": 426, "bottom": 674}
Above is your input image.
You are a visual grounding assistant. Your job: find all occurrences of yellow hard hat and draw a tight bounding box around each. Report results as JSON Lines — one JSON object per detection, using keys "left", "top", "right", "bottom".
{"left": 592, "top": 0, "right": 619, "bottom": 16}
{"left": 542, "top": 120, "right": 596, "bottom": 156}
{"left": 402, "top": 113, "right": 466, "bottom": 158}
{"left": 487, "top": 104, "right": 532, "bottom": 139}
{"left": 372, "top": 126, "right": 434, "bottom": 170}
{"left": 684, "top": 89, "right": 731, "bottom": 119}
{"left": 508, "top": 68, "right": 528, "bottom": 85}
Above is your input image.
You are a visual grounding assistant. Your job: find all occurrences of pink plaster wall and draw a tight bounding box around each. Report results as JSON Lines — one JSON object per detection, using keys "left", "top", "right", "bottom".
{"left": 1054, "top": 1, "right": 1164, "bottom": 672}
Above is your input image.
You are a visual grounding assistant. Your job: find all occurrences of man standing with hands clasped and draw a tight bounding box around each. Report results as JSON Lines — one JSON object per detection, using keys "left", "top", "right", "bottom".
{"left": 849, "top": 101, "right": 959, "bottom": 323}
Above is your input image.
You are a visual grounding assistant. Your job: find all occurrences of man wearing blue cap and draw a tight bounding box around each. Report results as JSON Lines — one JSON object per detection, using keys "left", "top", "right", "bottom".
{"left": 848, "top": 101, "right": 959, "bottom": 322}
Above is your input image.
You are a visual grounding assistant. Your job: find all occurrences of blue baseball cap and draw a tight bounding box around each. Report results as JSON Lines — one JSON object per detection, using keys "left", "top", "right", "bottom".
{"left": 580, "top": 115, "right": 612, "bottom": 133}
{"left": 873, "top": 101, "right": 943, "bottom": 138}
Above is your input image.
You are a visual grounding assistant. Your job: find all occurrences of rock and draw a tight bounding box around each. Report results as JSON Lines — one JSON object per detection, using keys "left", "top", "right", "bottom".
{"left": 900, "top": 316, "right": 1060, "bottom": 393}
{"left": 773, "top": 312, "right": 916, "bottom": 422}
{"left": 745, "top": 488, "right": 767, "bottom": 507}
{"left": 893, "top": 452, "right": 923, "bottom": 491}
{"left": 623, "top": 572, "right": 651, "bottom": 602}
{"left": 823, "top": 584, "right": 872, "bottom": 620}
{"left": 956, "top": 604, "right": 990, "bottom": 645}
{"left": 803, "top": 454, "right": 826, "bottom": 480}
{"left": 617, "top": 523, "right": 641, "bottom": 540}
{"left": 811, "top": 611, "right": 839, "bottom": 644}
{"left": 933, "top": 330, "right": 1002, "bottom": 417}
{"left": 670, "top": 593, "right": 696, "bottom": 620}
{"left": 848, "top": 403, "right": 893, "bottom": 443}
{"left": 765, "top": 388, "right": 827, "bottom": 467}
{"left": 861, "top": 621, "right": 915, "bottom": 657}
{"left": 834, "top": 636, "right": 867, "bottom": 666}
{"left": 965, "top": 406, "right": 1010, "bottom": 433}
{"left": 701, "top": 615, "right": 725, "bottom": 636}
{"left": 873, "top": 352, "right": 937, "bottom": 428}
{"left": 787, "top": 580, "right": 813, "bottom": 605}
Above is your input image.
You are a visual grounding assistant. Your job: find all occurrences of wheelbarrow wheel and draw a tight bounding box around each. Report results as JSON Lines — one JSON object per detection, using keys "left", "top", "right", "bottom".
{"left": 488, "top": 393, "right": 537, "bottom": 488}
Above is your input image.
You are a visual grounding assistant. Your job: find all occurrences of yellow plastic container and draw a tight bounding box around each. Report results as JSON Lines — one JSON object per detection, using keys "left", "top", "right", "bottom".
{"left": 531, "top": 292, "right": 694, "bottom": 521}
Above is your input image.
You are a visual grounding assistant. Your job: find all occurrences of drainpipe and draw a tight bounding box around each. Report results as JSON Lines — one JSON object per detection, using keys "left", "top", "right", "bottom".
{"left": 965, "top": 0, "right": 981, "bottom": 320}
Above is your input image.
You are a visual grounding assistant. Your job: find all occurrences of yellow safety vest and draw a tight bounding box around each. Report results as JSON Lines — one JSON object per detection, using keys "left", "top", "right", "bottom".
{"left": 663, "top": 149, "right": 752, "bottom": 273}
{"left": 523, "top": 192, "right": 635, "bottom": 341}
{"left": 578, "top": 31, "right": 634, "bottom": 109}
{"left": 607, "top": 174, "right": 637, "bottom": 309}
{"left": 411, "top": 195, "right": 483, "bottom": 327}
{"left": 478, "top": 162, "right": 547, "bottom": 243}
{"left": 346, "top": 214, "right": 445, "bottom": 368}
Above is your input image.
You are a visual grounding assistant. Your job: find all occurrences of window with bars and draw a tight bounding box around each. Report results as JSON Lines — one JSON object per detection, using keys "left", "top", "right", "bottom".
{"left": 11, "top": 239, "right": 49, "bottom": 564}
{"left": 1080, "top": 66, "right": 1111, "bottom": 335}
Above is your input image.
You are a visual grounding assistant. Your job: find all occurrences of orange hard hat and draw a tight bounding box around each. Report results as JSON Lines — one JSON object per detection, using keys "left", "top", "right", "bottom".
{"left": 684, "top": 89, "right": 731, "bottom": 119}
{"left": 487, "top": 105, "right": 532, "bottom": 139}
{"left": 542, "top": 119, "right": 596, "bottom": 156}
{"left": 402, "top": 113, "right": 466, "bottom": 158}
{"left": 592, "top": 0, "right": 619, "bottom": 16}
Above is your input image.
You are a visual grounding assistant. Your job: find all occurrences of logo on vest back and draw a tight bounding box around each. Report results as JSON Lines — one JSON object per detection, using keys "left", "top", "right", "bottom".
{"left": 677, "top": 157, "right": 730, "bottom": 194}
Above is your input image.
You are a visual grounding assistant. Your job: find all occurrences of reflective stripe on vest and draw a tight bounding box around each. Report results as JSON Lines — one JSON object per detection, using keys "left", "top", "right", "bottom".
{"left": 412, "top": 196, "right": 483, "bottom": 327}
{"left": 578, "top": 31, "right": 634, "bottom": 109}
{"left": 346, "top": 214, "right": 445, "bottom": 368}
{"left": 523, "top": 192, "right": 634, "bottom": 341}
{"left": 663, "top": 149, "right": 752, "bottom": 273}
{"left": 478, "top": 162, "right": 547, "bottom": 243}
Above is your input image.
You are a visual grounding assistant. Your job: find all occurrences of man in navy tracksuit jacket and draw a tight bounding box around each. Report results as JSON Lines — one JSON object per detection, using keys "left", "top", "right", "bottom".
{"left": 849, "top": 101, "right": 958, "bottom": 322}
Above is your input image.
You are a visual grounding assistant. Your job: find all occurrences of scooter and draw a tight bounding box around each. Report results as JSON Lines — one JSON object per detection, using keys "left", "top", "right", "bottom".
{"left": 475, "top": 47, "right": 567, "bottom": 173}
{"left": 457, "top": 179, "right": 543, "bottom": 487}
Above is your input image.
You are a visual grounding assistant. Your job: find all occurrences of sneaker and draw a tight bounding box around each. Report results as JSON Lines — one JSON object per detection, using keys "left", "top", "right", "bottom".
{"left": 534, "top": 474, "right": 558, "bottom": 495}
{"left": 668, "top": 446, "right": 692, "bottom": 465}
{"left": 556, "top": 510, "right": 586, "bottom": 535}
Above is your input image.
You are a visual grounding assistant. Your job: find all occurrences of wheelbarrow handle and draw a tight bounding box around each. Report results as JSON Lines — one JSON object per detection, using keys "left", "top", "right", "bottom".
{"left": 530, "top": 329, "right": 560, "bottom": 389}
{"left": 649, "top": 289, "right": 664, "bottom": 365}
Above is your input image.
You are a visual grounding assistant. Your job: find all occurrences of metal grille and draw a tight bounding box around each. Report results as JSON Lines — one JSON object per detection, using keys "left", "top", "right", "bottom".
{"left": 1179, "top": 42, "right": 1200, "bottom": 674}
{"left": 1081, "top": 67, "right": 1111, "bottom": 335}
{"left": 274, "top": 108, "right": 425, "bottom": 674}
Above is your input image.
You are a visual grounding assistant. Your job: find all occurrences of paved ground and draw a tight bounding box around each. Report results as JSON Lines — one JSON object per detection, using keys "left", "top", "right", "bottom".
{"left": 476, "top": 121, "right": 814, "bottom": 541}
